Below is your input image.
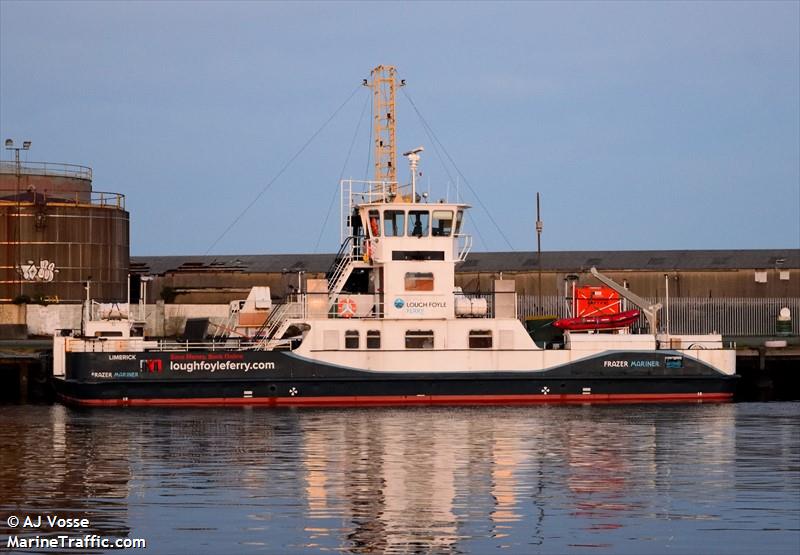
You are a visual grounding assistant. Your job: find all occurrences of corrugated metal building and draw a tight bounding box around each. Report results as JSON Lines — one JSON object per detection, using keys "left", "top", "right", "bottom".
{"left": 130, "top": 249, "right": 799, "bottom": 304}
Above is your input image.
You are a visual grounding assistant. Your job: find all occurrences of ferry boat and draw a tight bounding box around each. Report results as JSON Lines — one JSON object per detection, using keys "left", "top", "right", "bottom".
{"left": 51, "top": 66, "right": 738, "bottom": 406}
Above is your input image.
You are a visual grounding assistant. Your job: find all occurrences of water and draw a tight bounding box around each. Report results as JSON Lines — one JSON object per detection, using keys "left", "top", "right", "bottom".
{"left": 1, "top": 403, "right": 798, "bottom": 554}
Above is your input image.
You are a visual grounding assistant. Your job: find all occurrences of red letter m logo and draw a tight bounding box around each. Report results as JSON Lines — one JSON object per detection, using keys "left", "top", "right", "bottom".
{"left": 140, "top": 359, "right": 163, "bottom": 373}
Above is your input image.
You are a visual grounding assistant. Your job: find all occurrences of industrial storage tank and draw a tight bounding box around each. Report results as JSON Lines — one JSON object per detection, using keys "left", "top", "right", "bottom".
{"left": 0, "top": 155, "right": 129, "bottom": 303}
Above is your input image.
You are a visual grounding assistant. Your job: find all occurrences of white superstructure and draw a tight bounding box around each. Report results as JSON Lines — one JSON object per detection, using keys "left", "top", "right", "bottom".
{"left": 258, "top": 151, "right": 735, "bottom": 377}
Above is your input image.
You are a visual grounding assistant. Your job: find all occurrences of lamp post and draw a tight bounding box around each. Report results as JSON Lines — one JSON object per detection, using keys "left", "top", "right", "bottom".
{"left": 4, "top": 139, "right": 31, "bottom": 298}
{"left": 5, "top": 139, "right": 31, "bottom": 186}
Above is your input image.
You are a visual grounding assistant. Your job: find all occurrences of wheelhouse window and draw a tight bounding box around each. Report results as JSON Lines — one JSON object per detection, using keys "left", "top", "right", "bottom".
{"left": 469, "top": 330, "right": 493, "bottom": 349}
{"left": 408, "top": 210, "right": 429, "bottom": 237}
{"left": 384, "top": 210, "right": 405, "bottom": 237}
{"left": 405, "top": 272, "right": 434, "bottom": 291}
{"left": 405, "top": 330, "right": 434, "bottom": 349}
{"left": 454, "top": 210, "right": 464, "bottom": 235}
{"left": 432, "top": 210, "right": 454, "bottom": 237}
{"left": 366, "top": 330, "right": 381, "bottom": 349}
{"left": 368, "top": 210, "right": 380, "bottom": 237}
{"left": 345, "top": 330, "right": 359, "bottom": 349}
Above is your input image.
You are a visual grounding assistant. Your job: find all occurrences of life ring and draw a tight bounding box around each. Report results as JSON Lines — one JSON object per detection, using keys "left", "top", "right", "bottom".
{"left": 337, "top": 297, "right": 357, "bottom": 318}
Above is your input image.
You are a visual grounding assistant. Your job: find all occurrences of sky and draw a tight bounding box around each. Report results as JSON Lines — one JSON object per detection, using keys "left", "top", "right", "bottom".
{"left": 1, "top": 0, "right": 798, "bottom": 256}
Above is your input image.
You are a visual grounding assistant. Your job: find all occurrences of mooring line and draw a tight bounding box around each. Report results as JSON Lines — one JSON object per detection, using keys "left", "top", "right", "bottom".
{"left": 205, "top": 84, "right": 363, "bottom": 255}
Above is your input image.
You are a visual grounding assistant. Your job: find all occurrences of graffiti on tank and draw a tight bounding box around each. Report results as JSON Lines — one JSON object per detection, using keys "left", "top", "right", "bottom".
{"left": 17, "top": 259, "right": 59, "bottom": 282}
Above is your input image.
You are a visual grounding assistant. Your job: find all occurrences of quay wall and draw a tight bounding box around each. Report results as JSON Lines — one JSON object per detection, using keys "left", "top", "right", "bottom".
{"left": 22, "top": 303, "right": 229, "bottom": 338}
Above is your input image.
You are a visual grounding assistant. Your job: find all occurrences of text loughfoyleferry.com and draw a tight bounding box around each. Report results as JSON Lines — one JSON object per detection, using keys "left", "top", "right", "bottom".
{"left": 169, "top": 360, "right": 276, "bottom": 373}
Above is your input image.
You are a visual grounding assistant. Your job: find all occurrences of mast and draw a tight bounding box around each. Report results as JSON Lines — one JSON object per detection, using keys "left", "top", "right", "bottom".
{"left": 536, "top": 192, "right": 543, "bottom": 314}
{"left": 368, "top": 65, "right": 398, "bottom": 193}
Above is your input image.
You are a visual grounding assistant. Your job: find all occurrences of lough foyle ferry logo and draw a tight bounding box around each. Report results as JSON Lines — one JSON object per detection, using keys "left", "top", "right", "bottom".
{"left": 394, "top": 298, "right": 405, "bottom": 308}
{"left": 140, "top": 359, "right": 163, "bottom": 373}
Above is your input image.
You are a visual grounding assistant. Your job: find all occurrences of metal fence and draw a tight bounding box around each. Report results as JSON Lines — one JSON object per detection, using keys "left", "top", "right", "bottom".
{"left": 515, "top": 295, "right": 798, "bottom": 336}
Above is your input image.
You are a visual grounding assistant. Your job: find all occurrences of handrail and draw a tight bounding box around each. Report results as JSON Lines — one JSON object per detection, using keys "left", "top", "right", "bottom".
{"left": 326, "top": 236, "right": 356, "bottom": 280}
{"left": 328, "top": 297, "right": 385, "bottom": 319}
{"left": 254, "top": 295, "right": 308, "bottom": 350}
{"left": 326, "top": 236, "right": 360, "bottom": 311}
{"left": 0, "top": 188, "right": 125, "bottom": 209}
{"left": 254, "top": 302, "right": 290, "bottom": 341}
{"left": 0, "top": 160, "right": 92, "bottom": 180}
{"left": 455, "top": 233, "right": 473, "bottom": 262}
{"left": 341, "top": 178, "right": 403, "bottom": 205}
{"left": 328, "top": 251, "right": 354, "bottom": 291}
{"left": 155, "top": 338, "right": 261, "bottom": 351}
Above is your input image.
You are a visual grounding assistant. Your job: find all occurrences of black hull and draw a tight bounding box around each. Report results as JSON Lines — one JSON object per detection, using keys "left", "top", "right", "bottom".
{"left": 53, "top": 350, "right": 737, "bottom": 406}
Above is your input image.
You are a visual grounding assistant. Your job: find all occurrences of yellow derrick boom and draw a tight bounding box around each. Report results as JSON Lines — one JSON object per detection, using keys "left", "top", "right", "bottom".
{"left": 369, "top": 65, "right": 397, "bottom": 192}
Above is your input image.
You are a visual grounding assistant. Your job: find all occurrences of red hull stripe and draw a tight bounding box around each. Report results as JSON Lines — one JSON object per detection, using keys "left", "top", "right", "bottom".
{"left": 58, "top": 392, "right": 733, "bottom": 407}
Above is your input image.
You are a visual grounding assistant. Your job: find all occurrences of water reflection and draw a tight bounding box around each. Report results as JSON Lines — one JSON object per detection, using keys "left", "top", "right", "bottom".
{"left": 0, "top": 405, "right": 132, "bottom": 542}
{"left": 0, "top": 403, "right": 798, "bottom": 554}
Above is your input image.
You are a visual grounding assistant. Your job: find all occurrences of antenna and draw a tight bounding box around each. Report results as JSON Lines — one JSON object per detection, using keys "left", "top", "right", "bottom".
{"left": 536, "top": 192, "right": 543, "bottom": 313}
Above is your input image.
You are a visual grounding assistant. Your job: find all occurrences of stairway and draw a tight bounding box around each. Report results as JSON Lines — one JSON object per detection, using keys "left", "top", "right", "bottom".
{"left": 253, "top": 299, "right": 305, "bottom": 350}
{"left": 324, "top": 236, "right": 361, "bottom": 314}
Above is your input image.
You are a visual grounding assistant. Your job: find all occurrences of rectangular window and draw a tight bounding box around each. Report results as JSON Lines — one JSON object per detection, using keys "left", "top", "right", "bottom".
{"left": 368, "top": 210, "right": 380, "bottom": 237}
{"left": 432, "top": 210, "right": 454, "bottom": 237}
{"left": 407, "top": 210, "right": 429, "bottom": 237}
{"left": 468, "top": 330, "right": 493, "bottom": 349}
{"left": 405, "top": 330, "right": 434, "bottom": 349}
{"left": 405, "top": 272, "right": 434, "bottom": 291}
{"left": 392, "top": 251, "right": 445, "bottom": 261}
{"left": 367, "top": 330, "right": 381, "bottom": 349}
{"left": 345, "top": 330, "right": 359, "bottom": 349}
{"left": 384, "top": 210, "right": 405, "bottom": 237}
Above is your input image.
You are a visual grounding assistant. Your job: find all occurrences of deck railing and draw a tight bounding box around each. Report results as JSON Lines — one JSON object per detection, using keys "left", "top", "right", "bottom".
{"left": 0, "top": 189, "right": 125, "bottom": 210}
{"left": 0, "top": 160, "right": 92, "bottom": 180}
{"left": 0, "top": 188, "right": 125, "bottom": 209}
